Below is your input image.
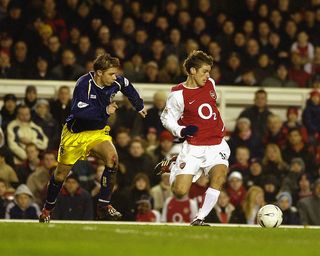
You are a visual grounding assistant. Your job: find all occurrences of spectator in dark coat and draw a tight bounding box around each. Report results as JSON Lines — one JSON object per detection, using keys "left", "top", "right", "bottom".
{"left": 238, "top": 89, "right": 272, "bottom": 143}
{"left": 49, "top": 85, "right": 72, "bottom": 135}
{"left": 0, "top": 93, "right": 18, "bottom": 132}
{"left": 302, "top": 90, "right": 320, "bottom": 143}
{"left": 52, "top": 173, "right": 93, "bottom": 220}
{"left": 5, "top": 184, "right": 40, "bottom": 219}
{"left": 50, "top": 49, "right": 85, "bottom": 81}
{"left": 297, "top": 178, "right": 320, "bottom": 225}
{"left": 143, "top": 91, "right": 167, "bottom": 136}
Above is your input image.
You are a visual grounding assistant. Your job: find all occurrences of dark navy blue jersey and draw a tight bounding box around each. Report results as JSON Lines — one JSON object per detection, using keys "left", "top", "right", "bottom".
{"left": 66, "top": 72, "right": 144, "bottom": 133}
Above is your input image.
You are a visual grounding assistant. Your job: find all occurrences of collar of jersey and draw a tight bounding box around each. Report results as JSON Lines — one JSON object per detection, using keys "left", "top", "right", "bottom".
{"left": 89, "top": 72, "right": 105, "bottom": 89}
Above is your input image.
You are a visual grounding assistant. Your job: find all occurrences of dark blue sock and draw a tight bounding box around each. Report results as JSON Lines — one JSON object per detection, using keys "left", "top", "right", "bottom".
{"left": 98, "top": 166, "right": 117, "bottom": 205}
{"left": 44, "top": 175, "right": 63, "bottom": 210}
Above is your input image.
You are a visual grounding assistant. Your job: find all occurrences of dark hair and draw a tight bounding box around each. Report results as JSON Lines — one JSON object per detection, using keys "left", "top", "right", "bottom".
{"left": 183, "top": 50, "right": 213, "bottom": 74}
{"left": 255, "top": 88, "right": 267, "bottom": 96}
{"left": 93, "top": 53, "right": 120, "bottom": 72}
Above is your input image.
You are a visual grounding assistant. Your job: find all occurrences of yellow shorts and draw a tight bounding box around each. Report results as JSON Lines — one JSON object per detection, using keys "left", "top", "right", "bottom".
{"left": 58, "top": 124, "right": 112, "bottom": 165}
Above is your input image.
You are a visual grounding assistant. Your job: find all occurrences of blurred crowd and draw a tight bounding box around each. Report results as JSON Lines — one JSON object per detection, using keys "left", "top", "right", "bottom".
{"left": 0, "top": 0, "right": 320, "bottom": 225}
{"left": 0, "top": 0, "right": 319, "bottom": 87}
{"left": 0, "top": 84, "right": 319, "bottom": 225}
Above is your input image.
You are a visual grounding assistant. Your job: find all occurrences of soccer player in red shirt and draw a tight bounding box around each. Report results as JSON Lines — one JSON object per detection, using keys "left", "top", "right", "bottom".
{"left": 160, "top": 50, "right": 230, "bottom": 225}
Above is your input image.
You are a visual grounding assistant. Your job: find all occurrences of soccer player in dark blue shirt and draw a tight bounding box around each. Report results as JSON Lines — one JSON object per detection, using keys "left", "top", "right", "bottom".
{"left": 39, "top": 53, "right": 147, "bottom": 222}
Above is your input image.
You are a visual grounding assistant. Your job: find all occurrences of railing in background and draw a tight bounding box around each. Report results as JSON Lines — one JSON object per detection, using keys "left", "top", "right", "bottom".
{"left": 0, "top": 79, "right": 314, "bottom": 131}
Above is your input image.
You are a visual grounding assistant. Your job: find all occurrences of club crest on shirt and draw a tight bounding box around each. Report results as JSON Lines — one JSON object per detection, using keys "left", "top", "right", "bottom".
{"left": 179, "top": 162, "right": 186, "bottom": 169}
{"left": 210, "top": 90, "right": 217, "bottom": 100}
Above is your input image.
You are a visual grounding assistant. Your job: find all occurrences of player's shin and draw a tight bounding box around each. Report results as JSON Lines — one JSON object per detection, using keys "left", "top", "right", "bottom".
{"left": 44, "top": 175, "right": 64, "bottom": 210}
{"left": 98, "top": 166, "right": 117, "bottom": 204}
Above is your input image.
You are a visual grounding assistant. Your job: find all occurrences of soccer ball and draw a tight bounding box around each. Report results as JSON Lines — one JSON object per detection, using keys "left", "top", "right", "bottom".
{"left": 257, "top": 204, "right": 283, "bottom": 228}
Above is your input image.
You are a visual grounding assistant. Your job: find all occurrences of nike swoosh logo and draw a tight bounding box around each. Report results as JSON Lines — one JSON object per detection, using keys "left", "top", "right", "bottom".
{"left": 188, "top": 100, "right": 196, "bottom": 104}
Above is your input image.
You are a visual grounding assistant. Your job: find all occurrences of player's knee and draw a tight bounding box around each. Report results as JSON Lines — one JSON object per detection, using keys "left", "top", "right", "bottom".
{"left": 105, "top": 154, "right": 118, "bottom": 169}
{"left": 174, "top": 185, "right": 188, "bottom": 199}
{"left": 54, "top": 169, "right": 68, "bottom": 182}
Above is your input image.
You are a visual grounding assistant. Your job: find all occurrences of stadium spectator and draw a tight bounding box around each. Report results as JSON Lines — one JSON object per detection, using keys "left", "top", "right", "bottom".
{"left": 282, "top": 106, "right": 309, "bottom": 143}
{"left": 26, "top": 151, "right": 57, "bottom": 206}
{"left": 281, "top": 158, "right": 306, "bottom": 205}
{"left": 143, "top": 91, "right": 166, "bottom": 136}
{"left": 238, "top": 89, "right": 272, "bottom": 142}
{"left": 150, "top": 173, "right": 172, "bottom": 212}
{"left": 161, "top": 194, "right": 198, "bottom": 223}
{"left": 261, "top": 63, "right": 298, "bottom": 87}
{"left": 0, "top": 147, "right": 18, "bottom": 189}
{"left": 253, "top": 54, "right": 274, "bottom": 84}
{"left": 76, "top": 35, "right": 95, "bottom": 67}
{"left": 0, "top": 93, "right": 17, "bottom": 132}
{"left": 246, "top": 158, "right": 264, "bottom": 188}
{"left": 158, "top": 54, "right": 184, "bottom": 84}
{"left": 23, "top": 85, "right": 38, "bottom": 111}
{"left": 166, "top": 28, "right": 185, "bottom": 61}
{"left": 49, "top": 85, "right": 71, "bottom": 134}
{"left": 206, "top": 190, "right": 246, "bottom": 224}
{"left": 32, "top": 99, "right": 59, "bottom": 150}
{"left": 0, "top": 178, "right": 10, "bottom": 218}
{"left": 121, "top": 139, "right": 154, "bottom": 188}
{"left": 228, "top": 117, "right": 262, "bottom": 163}
{"left": 113, "top": 127, "right": 131, "bottom": 164}
{"left": 10, "top": 40, "right": 31, "bottom": 79}
{"left": 0, "top": 50, "right": 14, "bottom": 78}
{"left": 52, "top": 173, "right": 93, "bottom": 220}
{"left": 143, "top": 60, "right": 160, "bottom": 83}
{"left": 262, "top": 175, "right": 280, "bottom": 204}
{"left": 15, "top": 143, "right": 41, "bottom": 185}
{"left": 302, "top": 90, "right": 320, "bottom": 143}
{"left": 291, "top": 31, "right": 314, "bottom": 71}
{"left": 7, "top": 105, "right": 48, "bottom": 162}
{"left": 222, "top": 52, "right": 242, "bottom": 85}
{"left": 50, "top": 49, "right": 85, "bottom": 80}
{"left": 297, "top": 173, "right": 313, "bottom": 202}
{"left": 149, "top": 130, "right": 173, "bottom": 166}
{"left": 226, "top": 171, "right": 247, "bottom": 208}
{"left": 123, "top": 53, "right": 144, "bottom": 82}
{"left": 288, "top": 52, "right": 311, "bottom": 87}
{"left": 41, "top": 35, "right": 63, "bottom": 70}
{"left": 276, "top": 191, "right": 300, "bottom": 225}
{"left": 5, "top": 184, "right": 40, "bottom": 219}
{"left": 229, "top": 146, "right": 250, "bottom": 181}
{"left": 135, "top": 194, "right": 161, "bottom": 222}
{"left": 263, "top": 114, "right": 287, "bottom": 148}
{"left": 242, "top": 185, "right": 265, "bottom": 224}
{"left": 282, "top": 128, "right": 317, "bottom": 178}
{"left": 112, "top": 95, "right": 143, "bottom": 137}
{"left": 262, "top": 143, "right": 289, "bottom": 181}
{"left": 234, "top": 69, "right": 257, "bottom": 86}
{"left": 30, "top": 56, "right": 52, "bottom": 80}
{"left": 297, "top": 178, "right": 320, "bottom": 225}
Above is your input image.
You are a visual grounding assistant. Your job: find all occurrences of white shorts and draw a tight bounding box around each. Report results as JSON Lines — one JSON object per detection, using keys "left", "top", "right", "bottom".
{"left": 169, "top": 139, "right": 230, "bottom": 185}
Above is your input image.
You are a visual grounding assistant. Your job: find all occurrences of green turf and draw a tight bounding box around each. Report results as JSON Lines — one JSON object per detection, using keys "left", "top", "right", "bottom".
{"left": 0, "top": 223, "right": 319, "bottom": 256}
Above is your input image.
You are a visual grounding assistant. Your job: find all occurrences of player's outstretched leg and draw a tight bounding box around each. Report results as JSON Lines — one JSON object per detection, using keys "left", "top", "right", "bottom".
{"left": 154, "top": 155, "right": 177, "bottom": 176}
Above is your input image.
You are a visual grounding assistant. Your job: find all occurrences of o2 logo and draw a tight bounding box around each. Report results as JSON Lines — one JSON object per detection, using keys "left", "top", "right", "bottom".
{"left": 198, "top": 103, "right": 217, "bottom": 120}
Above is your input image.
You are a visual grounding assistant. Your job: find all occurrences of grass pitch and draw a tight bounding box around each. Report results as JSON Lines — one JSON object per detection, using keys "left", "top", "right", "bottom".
{"left": 0, "top": 221, "right": 319, "bottom": 256}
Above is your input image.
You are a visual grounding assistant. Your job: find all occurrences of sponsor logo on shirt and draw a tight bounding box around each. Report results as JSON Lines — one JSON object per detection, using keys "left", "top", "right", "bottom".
{"left": 90, "top": 94, "right": 97, "bottom": 99}
{"left": 77, "top": 101, "right": 89, "bottom": 108}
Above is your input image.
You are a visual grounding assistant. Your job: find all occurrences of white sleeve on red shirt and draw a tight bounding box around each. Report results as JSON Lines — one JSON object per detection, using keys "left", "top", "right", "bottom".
{"left": 160, "top": 90, "right": 185, "bottom": 138}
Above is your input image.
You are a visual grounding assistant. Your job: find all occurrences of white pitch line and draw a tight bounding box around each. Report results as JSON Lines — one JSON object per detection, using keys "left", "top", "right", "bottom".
{"left": 0, "top": 219, "right": 319, "bottom": 229}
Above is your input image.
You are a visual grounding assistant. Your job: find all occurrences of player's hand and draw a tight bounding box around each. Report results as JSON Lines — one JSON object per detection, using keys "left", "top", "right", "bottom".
{"left": 139, "top": 107, "right": 147, "bottom": 118}
{"left": 180, "top": 125, "right": 198, "bottom": 138}
{"left": 106, "top": 102, "right": 118, "bottom": 115}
